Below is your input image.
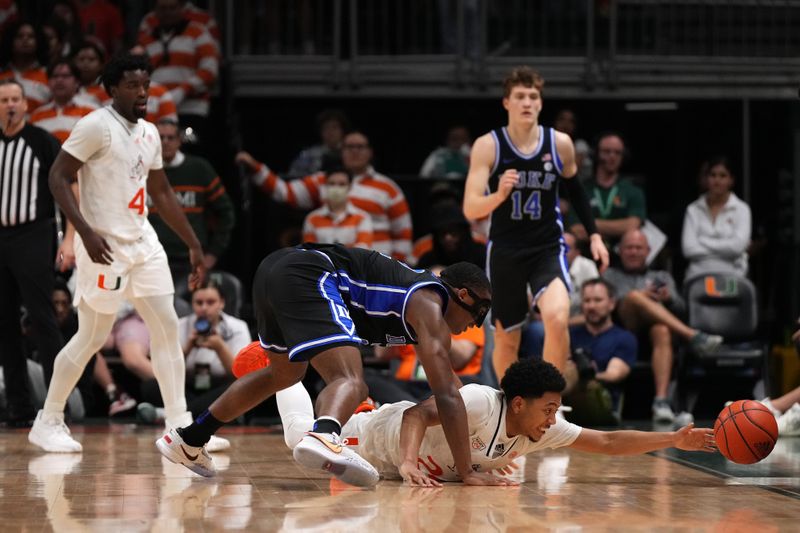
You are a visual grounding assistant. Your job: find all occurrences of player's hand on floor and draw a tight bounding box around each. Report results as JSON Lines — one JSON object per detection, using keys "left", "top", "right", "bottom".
{"left": 461, "top": 471, "right": 519, "bottom": 486}
{"left": 674, "top": 423, "right": 717, "bottom": 452}
{"left": 399, "top": 462, "right": 442, "bottom": 488}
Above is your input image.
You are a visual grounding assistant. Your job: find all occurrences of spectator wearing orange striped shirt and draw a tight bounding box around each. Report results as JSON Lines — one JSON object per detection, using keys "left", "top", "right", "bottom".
{"left": 139, "top": 0, "right": 221, "bottom": 51}
{"left": 30, "top": 60, "right": 97, "bottom": 145}
{"left": 0, "top": 21, "right": 51, "bottom": 113}
{"left": 236, "top": 131, "right": 413, "bottom": 261}
{"left": 138, "top": 0, "right": 219, "bottom": 145}
{"left": 302, "top": 167, "right": 372, "bottom": 249}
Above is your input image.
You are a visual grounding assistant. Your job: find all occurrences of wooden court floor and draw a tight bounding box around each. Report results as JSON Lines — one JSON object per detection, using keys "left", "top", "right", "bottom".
{"left": 2, "top": 423, "right": 800, "bottom": 532}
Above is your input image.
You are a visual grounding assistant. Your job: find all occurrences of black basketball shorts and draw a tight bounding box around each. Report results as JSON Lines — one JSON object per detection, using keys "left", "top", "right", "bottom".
{"left": 252, "top": 247, "right": 364, "bottom": 361}
{"left": 487, "top": 242, "right": 572, "bottom": 330}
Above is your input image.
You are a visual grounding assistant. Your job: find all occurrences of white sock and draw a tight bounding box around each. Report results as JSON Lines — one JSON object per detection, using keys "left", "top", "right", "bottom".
{"left": 43, "top": 302, "right": 116, "bottom": 417}
{"left": 132, "top": 294, "right": 188, "bottom": 427}
{"left": 276, "top": 382, "right": 315, "bottom": 449}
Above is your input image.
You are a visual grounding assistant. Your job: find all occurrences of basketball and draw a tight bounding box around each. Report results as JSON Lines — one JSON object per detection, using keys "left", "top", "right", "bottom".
{"left": 714, "top": 400, "right": 778, "bottom": 464}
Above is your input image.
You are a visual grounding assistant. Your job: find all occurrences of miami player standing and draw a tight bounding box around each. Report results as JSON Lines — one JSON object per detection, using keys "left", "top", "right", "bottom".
{"left": 28, "top": 54, "right": 228, "bottom": 453}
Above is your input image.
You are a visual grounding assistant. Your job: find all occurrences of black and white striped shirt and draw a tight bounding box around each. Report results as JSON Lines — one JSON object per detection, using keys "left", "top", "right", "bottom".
{"left": 0, "top": 124, "right": 59, "bottom": 227}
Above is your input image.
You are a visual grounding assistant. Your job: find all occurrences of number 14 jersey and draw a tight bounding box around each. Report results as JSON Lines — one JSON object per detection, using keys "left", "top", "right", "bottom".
{"left": 62, "top": 106, "right": 163, "bottom": 242}
{"left": 487, "top": 125, "right": 565, "bottom": 249}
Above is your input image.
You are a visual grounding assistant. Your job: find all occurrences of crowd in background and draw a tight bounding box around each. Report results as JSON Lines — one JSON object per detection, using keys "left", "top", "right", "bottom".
{"left": 1, "top": 0, "right": 799, "bottom": 438}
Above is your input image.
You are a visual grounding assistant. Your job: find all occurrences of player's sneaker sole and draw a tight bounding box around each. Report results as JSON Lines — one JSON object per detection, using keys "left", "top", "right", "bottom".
{"left": 293, "top": 432, "right": 379, "bottom": 488}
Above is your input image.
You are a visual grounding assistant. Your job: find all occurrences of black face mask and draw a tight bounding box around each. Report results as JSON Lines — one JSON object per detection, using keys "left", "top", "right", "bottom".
{"left": 442, "top": 282, "right": 491, "bottom": 326}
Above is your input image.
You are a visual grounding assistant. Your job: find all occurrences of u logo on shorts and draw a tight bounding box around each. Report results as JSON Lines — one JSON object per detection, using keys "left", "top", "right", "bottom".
{"left": 97, "top": 274, "right": 122, "bottom": 291}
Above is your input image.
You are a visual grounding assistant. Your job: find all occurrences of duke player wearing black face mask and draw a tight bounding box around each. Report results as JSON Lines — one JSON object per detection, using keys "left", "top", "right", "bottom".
{"left": 463, "top": 67, "right": 609, "bottom": 386}
{"left": 0, "top": 79, "right": 64, "bottom": 427}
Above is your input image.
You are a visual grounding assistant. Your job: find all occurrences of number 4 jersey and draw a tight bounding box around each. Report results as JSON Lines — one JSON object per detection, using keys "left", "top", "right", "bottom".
{"left": 62, "top": 107, "right": 163, "bottom": 242}
{"left": 487, "top": 125, "right": 565, "bottom": 249}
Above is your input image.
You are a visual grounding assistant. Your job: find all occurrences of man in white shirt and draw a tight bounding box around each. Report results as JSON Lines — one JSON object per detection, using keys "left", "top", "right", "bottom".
{"left": 276, "top": 358, "right": 716, "bottom": 485}
{"left": 28, "top": 54, "right": 215, "bottom": 453}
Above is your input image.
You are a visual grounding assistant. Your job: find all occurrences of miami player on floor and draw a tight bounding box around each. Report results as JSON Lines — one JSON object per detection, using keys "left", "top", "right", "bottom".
{"left": 273, "top": 357, "right": 716, "bottom": 486}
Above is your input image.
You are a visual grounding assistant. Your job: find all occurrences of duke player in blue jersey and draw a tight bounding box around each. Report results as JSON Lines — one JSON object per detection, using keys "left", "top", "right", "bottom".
{"left": 158, "top": 243, "right": 514, "bottom": 488}
{"left": 464, "top": 67, "right": 609, "bottom": 384}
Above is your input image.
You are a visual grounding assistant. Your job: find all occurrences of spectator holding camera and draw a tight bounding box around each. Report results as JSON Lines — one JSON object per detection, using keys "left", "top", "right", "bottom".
{"left": 567, "top": 278, "right": 637, "bottom": 420}
{"left": 137, "top": 278, "right": 250, "bottom": 423}
{"left": 603, "top": 229, "right": 722, "bottom": 423}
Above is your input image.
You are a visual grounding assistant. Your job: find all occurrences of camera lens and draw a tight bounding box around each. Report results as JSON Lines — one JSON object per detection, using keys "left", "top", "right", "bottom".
{"left": 195, "top": 318, "right": 211, "bottom": 336}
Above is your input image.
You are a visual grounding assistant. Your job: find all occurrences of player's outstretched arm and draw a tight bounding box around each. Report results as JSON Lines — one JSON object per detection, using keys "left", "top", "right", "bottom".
{"left": 568, "top": 424, "right": 717, "bottom": 455}
{"left": 463, "top": 134, "right": 514, "bottom": 220}
{"left": 49, "top": 150, "right": 113, "bottom": 264}
{"left": 147, "top": 168, "right": 205, "bottom": 289}
{"left": 398, "top": 399, "right": 444, "bottom": 487}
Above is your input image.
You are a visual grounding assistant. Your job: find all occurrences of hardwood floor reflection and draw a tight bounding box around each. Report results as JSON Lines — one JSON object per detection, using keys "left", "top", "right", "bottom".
{"left": 1, "top": 424, "right": 799, "bottom": 532}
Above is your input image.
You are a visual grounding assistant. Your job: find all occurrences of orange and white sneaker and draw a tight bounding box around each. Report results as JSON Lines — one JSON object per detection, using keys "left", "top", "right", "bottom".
{"left": 354, "top": 397, "right": 377, "bottom": 414}
{"left": 232, "top": 341, "right": 270, "bottom": 378}
{"left": 293, "top": 431, "right": 379, "bottom": 488}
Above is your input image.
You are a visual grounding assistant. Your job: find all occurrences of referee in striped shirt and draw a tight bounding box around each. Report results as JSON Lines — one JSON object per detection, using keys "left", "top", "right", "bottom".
{"left": 0, "top": 79, "right": 65, "bottom": 426}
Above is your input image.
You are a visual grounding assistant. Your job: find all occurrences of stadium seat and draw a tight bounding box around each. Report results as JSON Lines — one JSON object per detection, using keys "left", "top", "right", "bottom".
{"left": 674, "top": 274, "right": 768, "bottom": 417}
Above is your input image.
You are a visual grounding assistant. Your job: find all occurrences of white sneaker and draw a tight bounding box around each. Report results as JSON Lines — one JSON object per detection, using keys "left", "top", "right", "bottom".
{"left": 293, "top": 432, "right": 379, "bottom": 487}
{"left": 777, "top": 403, "right": 800, "bottom": 437}
{"left": 206, "top": 435, "right": 231, "bottom": 452}
{"left": 652, "top": 401, "right": 675, "bottom": 423}
{"left": 28, "top": 410, "right": 82, "bottom": 453}
{"left": 156, "top": 428, "right": 216, "bottom": 477}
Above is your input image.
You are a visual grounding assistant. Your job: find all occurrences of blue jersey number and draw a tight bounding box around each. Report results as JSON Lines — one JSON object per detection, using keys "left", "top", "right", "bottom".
{"left": 510, "top": 190, "right": 542, "bottom": 220}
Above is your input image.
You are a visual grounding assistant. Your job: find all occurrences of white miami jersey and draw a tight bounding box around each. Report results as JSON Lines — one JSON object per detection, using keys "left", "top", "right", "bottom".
{"left": 62, "top": 107, "right": 162, "bottom": 242}
{"left": 343, "top": 383, "right": 582, "bottom": 481}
